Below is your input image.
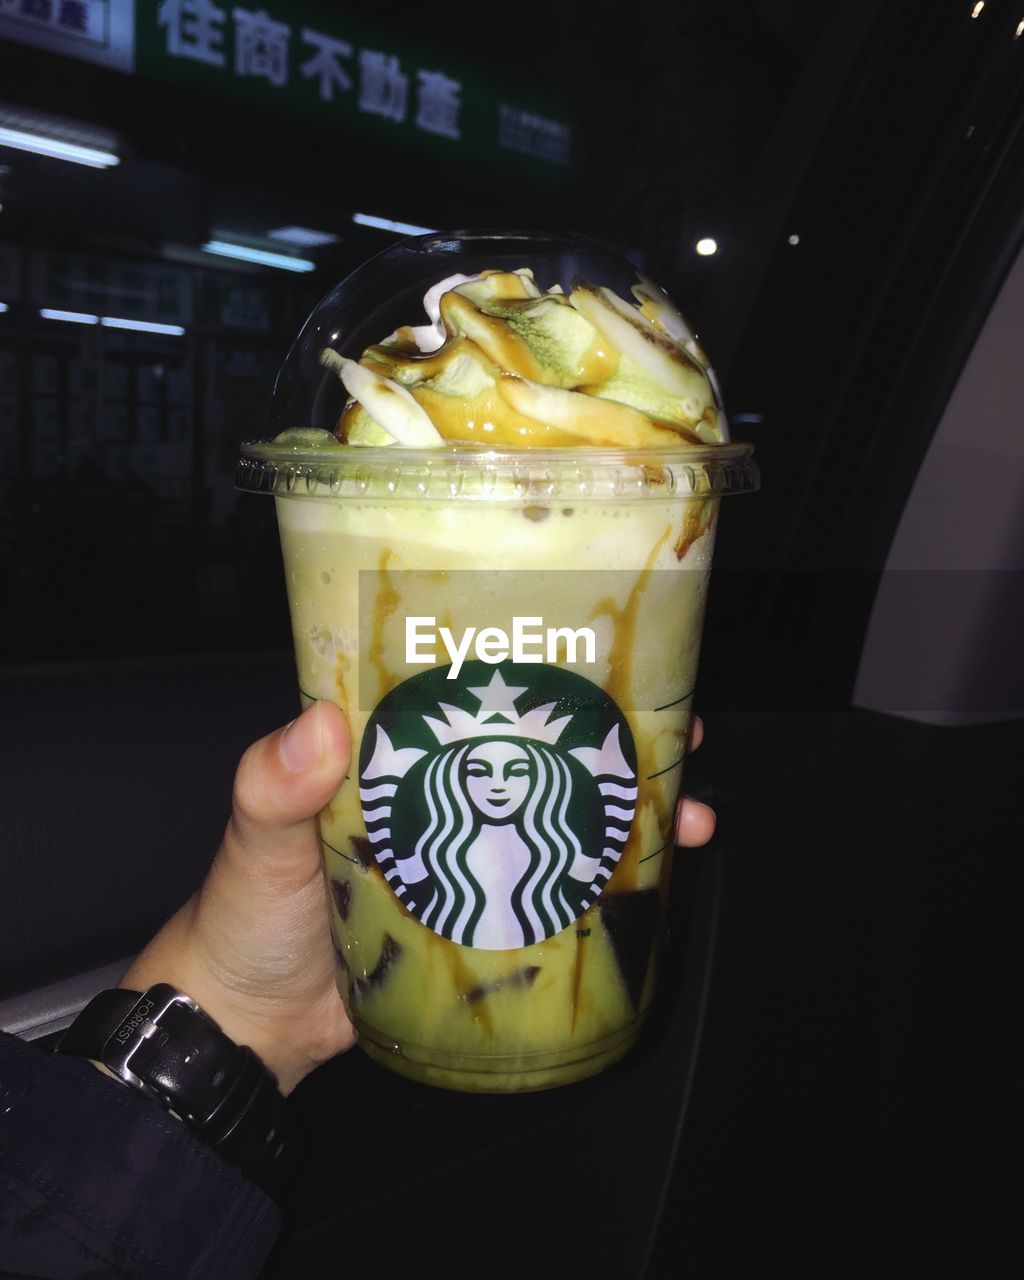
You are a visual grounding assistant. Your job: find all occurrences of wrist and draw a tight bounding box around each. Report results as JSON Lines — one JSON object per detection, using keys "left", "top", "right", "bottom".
{"left": 117, "top": 965, "right": 309, "bottom": 1096}
{"left": 120, "top": 945, "right": 340, "bottom": 1096}
{"left": 56, "top": 984, "right": 300, "bottom": 1201}
{"left": 119, "top": 895, "right": 353, "bottom": 1094}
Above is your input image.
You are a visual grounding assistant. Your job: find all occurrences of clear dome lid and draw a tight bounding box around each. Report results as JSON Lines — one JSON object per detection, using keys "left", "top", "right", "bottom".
{"left": 235, "top": 230, "right": 757, "bottom": 504}
{"left": 239, "top": 229, "right": 759, "bottom": 501}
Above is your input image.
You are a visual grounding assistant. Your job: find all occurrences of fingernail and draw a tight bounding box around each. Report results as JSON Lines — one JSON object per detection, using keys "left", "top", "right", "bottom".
{"left": 280, "top": 704, "right": 324, "bottom": 774}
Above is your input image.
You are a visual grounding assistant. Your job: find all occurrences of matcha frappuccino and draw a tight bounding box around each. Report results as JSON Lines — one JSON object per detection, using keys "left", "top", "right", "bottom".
{"left": 238, "top": 232, "right": 757, "bottom": 1091}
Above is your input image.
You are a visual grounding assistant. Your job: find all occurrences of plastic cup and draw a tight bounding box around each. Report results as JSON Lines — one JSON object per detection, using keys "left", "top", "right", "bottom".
{"left": 237, "top": 233, "right": 759, "bottom": 1092}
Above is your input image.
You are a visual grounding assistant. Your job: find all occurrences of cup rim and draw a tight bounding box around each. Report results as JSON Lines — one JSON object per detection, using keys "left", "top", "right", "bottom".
{"left": 236, "top": 438, "right": 760, "bottom": 501}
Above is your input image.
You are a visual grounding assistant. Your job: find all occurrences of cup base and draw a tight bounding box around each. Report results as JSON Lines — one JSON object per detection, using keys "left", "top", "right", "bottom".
{"left": 353, "top": 1014, "right": 646, "bottom": 1093}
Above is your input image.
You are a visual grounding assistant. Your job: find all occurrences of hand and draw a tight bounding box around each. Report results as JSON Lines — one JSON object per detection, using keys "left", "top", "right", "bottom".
{"left": 121, "top": 702, "right": 355, "bottom": 1095}
{"left": 676, "top": 715, "right": 716, "bottom": 847}
{"left": 122, "top": 704, "right": 717, "bottom": 1095}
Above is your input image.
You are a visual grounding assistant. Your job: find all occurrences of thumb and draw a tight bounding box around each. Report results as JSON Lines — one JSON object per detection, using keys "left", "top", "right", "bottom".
{"left": 225, "top": 700, "right": 350, "bottom": 883}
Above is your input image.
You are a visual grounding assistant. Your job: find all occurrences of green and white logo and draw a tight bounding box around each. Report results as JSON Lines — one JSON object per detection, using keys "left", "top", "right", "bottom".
{"left": 358, "top": 661, "right": 638, "bottom": 950}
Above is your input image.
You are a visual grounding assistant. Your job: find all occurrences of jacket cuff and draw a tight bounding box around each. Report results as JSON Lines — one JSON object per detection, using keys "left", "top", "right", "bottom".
{"left": 0, "top": 1030, "right": 281, "bottom": 1279}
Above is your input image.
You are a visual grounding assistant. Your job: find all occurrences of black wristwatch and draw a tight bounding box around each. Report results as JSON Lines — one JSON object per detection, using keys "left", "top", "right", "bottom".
{"left": 55, "top": 984, "right": 299, "bottom": 1201}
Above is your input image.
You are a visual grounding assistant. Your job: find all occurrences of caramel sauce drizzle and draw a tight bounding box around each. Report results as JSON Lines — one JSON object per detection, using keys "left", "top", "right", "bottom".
{"left": 439, "top": 293, "right": 546, "bottom": 382}
{"left": 442, "top": 942, "right": 494, "bottom": 1036}
{"left": 592, "top": 523, "right": 673, "bottom": 712}
{"left": 570, "top": 918, "right": 588, "bottom": 1032}
{"left": 368, "top": 548, "right": 401, "bottom": 699}
{"left": 674, "top": 501, "right": 715, "bottom": 562}
{"left": 580, "top": 524, "right": 673, "bottom": 927}
{"left": 575, "top": 333, "right": 619, "bottom": 385}
{"left": 333, "top": 650, "right": 352, "bottom": 722}
{"left": 410, "top": 382, "right": 580, "bottom": 448}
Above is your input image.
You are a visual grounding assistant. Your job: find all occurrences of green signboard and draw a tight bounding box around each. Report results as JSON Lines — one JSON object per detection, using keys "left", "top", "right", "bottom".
{"left": 0, "top": 1, "right": 575, "bottom": 178}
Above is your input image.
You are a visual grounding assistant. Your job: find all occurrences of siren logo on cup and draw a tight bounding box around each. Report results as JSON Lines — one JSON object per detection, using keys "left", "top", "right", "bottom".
{"left": 358, "top": 661, "right": 638, "bottom": 950}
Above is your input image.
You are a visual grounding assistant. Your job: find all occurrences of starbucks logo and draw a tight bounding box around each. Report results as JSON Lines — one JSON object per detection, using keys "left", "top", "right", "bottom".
{"left": 358, "top": 661, "right": 638, "bottom": 950}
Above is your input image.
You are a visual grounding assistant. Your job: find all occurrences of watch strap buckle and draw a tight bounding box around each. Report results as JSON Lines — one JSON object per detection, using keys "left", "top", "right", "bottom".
{"left": 103, "top": 984, "right": 200, "bottom": 1098}
{"left": 56, "top": 982, "right": 298, "bottom": 1200}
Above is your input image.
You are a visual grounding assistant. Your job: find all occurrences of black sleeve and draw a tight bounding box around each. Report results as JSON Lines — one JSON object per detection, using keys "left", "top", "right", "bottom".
{"left": 0, "top": 1030, "right": 281, "bottom": 1280}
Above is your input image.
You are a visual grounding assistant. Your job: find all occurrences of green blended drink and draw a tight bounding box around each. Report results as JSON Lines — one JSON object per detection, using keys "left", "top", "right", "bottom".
{"left": 238, "top": 232, "right": 758, "bottom": 1091}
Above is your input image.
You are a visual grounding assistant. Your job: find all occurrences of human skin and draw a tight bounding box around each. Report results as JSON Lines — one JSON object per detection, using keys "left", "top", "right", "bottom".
{"left": 120, "top": 701, "right": 713, "bottom": 1095}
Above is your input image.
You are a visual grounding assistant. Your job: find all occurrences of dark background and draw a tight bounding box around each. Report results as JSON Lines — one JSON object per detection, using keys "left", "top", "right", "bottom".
{"left": 0, "top": 0, "right": 840, "bottom": 665}
{"left": 1, "top": 1, "right": 1018, "bottom": 1274}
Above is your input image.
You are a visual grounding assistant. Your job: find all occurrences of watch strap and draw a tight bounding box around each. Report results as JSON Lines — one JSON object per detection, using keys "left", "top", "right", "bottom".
{"left": 57, "top": 985, "right": 298, "bottom": 1201}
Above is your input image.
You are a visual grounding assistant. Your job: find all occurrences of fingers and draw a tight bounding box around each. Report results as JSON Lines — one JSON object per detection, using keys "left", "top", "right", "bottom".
{"left": 675, "top": 795, "right": 716, "bottom": 848}
{"left": 675, "top": 715, "right": 713, "bottom": 844}
{"left": 689, "top": 714, "right": 704, "bottom": 752}
{"left": 226, "top": 701, "right": 350, "bottom": 880}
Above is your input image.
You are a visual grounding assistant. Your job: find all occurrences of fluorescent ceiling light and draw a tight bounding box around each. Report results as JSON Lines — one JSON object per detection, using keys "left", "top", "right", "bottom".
{"left": 695, "top": 238, "right": 718, "bottom": 257}
{"left": 0, "top": 126, "right": 119, "bottom": 169}
{"left": 352, "top": 213, "right": 436, "bottom": 236}
{"left": 267, "top": 226, "right": 340, "bottom": 248}
{"left": 101, "top": 316, "right": 185, "bottom": 336}
{"left": 40, "top": 308, "right": 99, "bottom": 324}
{"left": 201, "top": 240, "right": 315, "bottom": 272}
{"left": 39, "top": 307, "right": 185, "bottom": 333}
